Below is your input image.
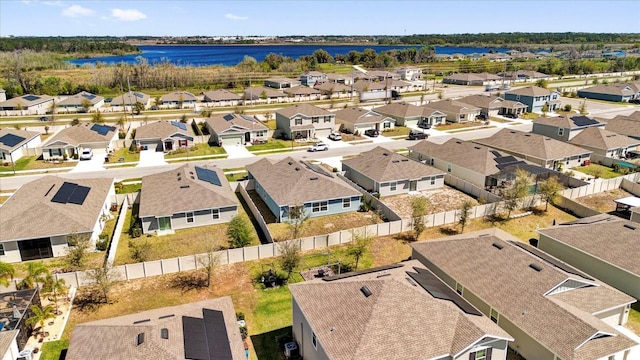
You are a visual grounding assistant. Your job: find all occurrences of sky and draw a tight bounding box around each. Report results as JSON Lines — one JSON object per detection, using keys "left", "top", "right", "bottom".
{"left": 1, "top": 0, "right": 639, "bottom": 37}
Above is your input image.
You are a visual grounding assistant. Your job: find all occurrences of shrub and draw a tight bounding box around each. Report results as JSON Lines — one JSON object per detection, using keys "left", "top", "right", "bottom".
{"left": 130, "top": 225, "right": 142, "bottom": 238}
{"left": 96, "top": 234, "right": 109, "bottom": 251}
{"left": 128, "top": 239, "right": 151, "bottom": 262}
{"left": 563, "top": 104, "right": 572, "bottom": 112}
{"left": 118, "top": 131, "right": 126, "bottom": 139}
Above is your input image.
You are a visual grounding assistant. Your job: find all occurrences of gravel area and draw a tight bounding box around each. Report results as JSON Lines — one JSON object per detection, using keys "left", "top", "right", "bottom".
{"left": 382, "top": 186, "right": 478, "bottom": 219}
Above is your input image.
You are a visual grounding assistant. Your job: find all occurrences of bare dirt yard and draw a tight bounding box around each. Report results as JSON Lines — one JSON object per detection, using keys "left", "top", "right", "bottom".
{"left": 382, "top": 185, "right": 479, "bottom": 219}
{"left": 574, "top": 188, "right": 633, "bottom": 213}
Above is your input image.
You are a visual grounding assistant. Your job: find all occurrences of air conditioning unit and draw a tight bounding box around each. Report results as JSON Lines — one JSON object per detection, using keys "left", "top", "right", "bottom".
{"left": 17, "top": 349, "right": 33, "bottom": 360}
{"left": 284, "top": 341, "right": 299, "bottom": 358}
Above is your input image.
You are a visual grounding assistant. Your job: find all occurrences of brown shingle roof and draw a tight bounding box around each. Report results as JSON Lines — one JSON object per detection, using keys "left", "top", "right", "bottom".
{"left": 604, "top": 116, "right": 640, "bottom": 138}
{"left": 202, "top": 89, "right": 242, "bottom": 102}
{"left": 505, "top": 86, "right": 553, "bottom": 97}
{"left": 411, "top": 228, "right": 637, "bottom": 360}
{"left": 579, "top": 83, "right": 638, "bottom": 96}
{"left": 342, "top": 146, "right": 444, "bottom": 182}
{"left": 42, "top": 123, "right": 116, "bottom": 148}
{"left": 243, "top": 86, "right": 286, "bottom": 100}
{"left": 0, "top": 128, "right": 40, "bottom": 151}
{"left": 246, "top": 157, "right": 359, "bottom": 206}
{"left": 533, "top": 114, "right": 603, "bottom": 129}
{"left": 444, "top": 72, "right": 502, "bottom": 82}
{"left": 111, "top": 91, "right": 150, "bottom": 106}
{"left": 569, "top": 127, "right": 640, "bottom": 151}
{"left": 314, "top": 82, "right": 351, "bottom": 93}
{"left": 160, "top": 91, "right": 197, "bottom": 102}
{"left": 352, "top": 80, "right": 386, "bottom": 92}
{"left": 134, "top": 121, "right": 193, "bottom": 141}
{"left": 276, "top": 103, "right": 331, "bottom": 118}
{"left": 455, "top": 94, "right": 504, "bottom": 109}
{"left": 0, "top": 176, "right": 113, "bottom": 242}
{"left": 374, "top": 103, "right": 426, "bottom": 119}
{"left": 473, "top": 129, "right": 591, "bottom": 161}
{"left": 333, "top": 107, "right": 392, "bottom": 125}
{"left": 0, "top": 94, "right": 54, "bottom": 108}
{"left": 204, "top": 113, "right": 268, "bottom": 135}
{"left": 139, "top": 164, "right": 237, "bottom": 218}
{"left": 57, "top": 91, "right": 104, "bottom": 106}
{"left": 282, "top": 86, "right": 321, "bottom": 96}
{"left": 426, "top": 99, "right": 481, "bottom": 114}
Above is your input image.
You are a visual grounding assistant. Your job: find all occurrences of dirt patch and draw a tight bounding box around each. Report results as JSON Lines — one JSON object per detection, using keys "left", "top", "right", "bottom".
{"left": 268, "top": 211, "right": 382, "bottom": 241}
{"left": 575, "top": 188, "right": 633, "bottom": 213}
{"left": 382, "top": 186, "right": 478, "bottom": 219}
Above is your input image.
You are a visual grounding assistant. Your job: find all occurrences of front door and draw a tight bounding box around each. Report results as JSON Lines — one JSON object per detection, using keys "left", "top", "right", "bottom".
{"left": 164, "top": 141, "right": 173, "bottom": 151}
{"left": 158, "top": 217, "right": 172, "bottom": 231}
{"left": 18, "top": 238, "right": 53, "bottom": 261}
{"left": 245, "top": 132, "right": 251, "bottom": 143}
{"left": 409, "top": 180, "right": 418, "bottom": 191}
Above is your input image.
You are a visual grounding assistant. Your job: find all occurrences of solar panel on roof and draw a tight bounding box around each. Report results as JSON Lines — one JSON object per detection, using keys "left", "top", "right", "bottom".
{"left": 81, "top": 93, "right": 96, "bottom": 100}
{"left": 0, "top": 134, "right": 26, "bottom": 147}
{"left": 495, "top": 155, "right": 518, "bottom": 164}
{"left": 195, "top": 166, "right": 222, "bottom": 186}
{"left": 90, "top": 124, "right": 116, "bottom": 136}
{"left": 23, "top": 95, "right": 40, "bottom": 101}
{"left": 50, "top": 182, "right": 90, "bottom": 205}
{"left": 223, "top": 114, "right": 235, "bottom": 121}
{"left": 203, "top": 309, "right": 233, "bottom": 360}
{"left": 68, "top": 185, "right": 90, "bottom": 205}
{"left": 240, "top": 115, "right": 256, "bottom": 122}
{"left": 406, "top": 267, "right": 483, "bottom": 316}
{"left": 133, "top": 92, "right": 144, "bottom": 98}
{"left": 170, "top": 121, "right": 187, "bottom": 131}
{"left": 572, "top": 116, "right": 599, "bottom": 127}
{"left": 182, "top": 316, "right": 208, "bottom": 360}
{"left": 509, "top": 241, "right": 595, "bottom": 280}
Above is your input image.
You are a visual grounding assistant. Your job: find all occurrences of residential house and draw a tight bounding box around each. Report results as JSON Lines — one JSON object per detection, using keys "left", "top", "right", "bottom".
{"left": 290, "top": 260, "right": 513, "bottom": 360}
{"left": 632, "top": 207, "right": 640, "bottom": 224}
{"left": 326, "top": 73, "right": 354, "bottom": 85}
{"left": 243, "top": 86, "right": 287, "bottom": 104}
{"left": 504, "top": 86, "right": 561, "bottom": 113}
{"left": 374, "top": 103, "right": 446, "bottom": 128}
{"left": 474, "top": 129, "right": 592, "bottom": 170}
{"left": 352, "top": 79, "right": 387, "bottom": 94}
{"left": 41, "top": 123, "right": 118, "bottom": 160}
{"left": 110, "top": 91, "right": 151, "bottom": 110}
{"left": 204, "top": 113, "right": 269, "bottom": 146}
{"left": 0, "top": 89, "right": 5, "bottom": 102}
{"left": 0, "top": 128, "right": 41, "bottom": 163}
{"left": 300, "top": 71, "right": 328, "bottom": 87}
{"left": 57, "top": 91, "right": 105, "bottom": 113}
{"left": 425, "top": 99, "right": 481, "bottom": 123}
{"left": 0, "top": 94, "right": 54, "bottom": 116}
{"left": 360, "top": 70, "right": 399, "bottom": 81}
{"left": 532, "top": 114, "right": 605, "bottom": 141}
{"left": 499, "top": 70, "right": 549, "bottom": 82}
{"left": 139, "top": 164, "right": 238, "bottom": 235}
{"left": 66, "top": 297, "right": 246, "bottom": 360}
{"left": 538, "top": 215, "right": 640, "bottom": 301}
{"left": 577, "top": 83, "right": 640, "bottom": 102}
{"left": 246, "top": 157, "right": 361, "bottom": 222}
{"left": 313, "top": 82, "right": 352, "bottom": 99}
{"left": 396, "top": 67, "right": 423, "bottom": 81}
{"left": 569, "top": 127, "right": 640, "bottom": 163}
{"left": 201, "top": 89, "right": 242, "bottom": 107}
{"left": 603, "top": 114, "right": 640, "bottom": 140}
{"left": 0, "top": 176, "right": 115, "bottom": 262}
{"left": 264, "top": 77, "right": 300, "bottom": 89}
{"left": 275, "top": 103, "right": 335, "bottom": 139}
{"left": 412, "top": 228, "right": 638, "bottom": 360}
{"left": 0, "top": 289, "right": 42, "bottom": 360}
{"left": 443, "top": 72, "right": 502, "bottom": 86}
{"left": 456, "top": 94, "right": 527, "bottom": 117}
{"left": 342, "top": 146, "right": 445, "bottom": 196}
{"left": 283, "top": 86, "right": 321, "bottom": 102}
{"left": 333, "top": 107, "right": 395, "bottom": 134}
{"left": 134, "top": 120, "right": 195, "bottom": 152}
{"left": 160, "top": 91, "right": 197, "bottom": 109}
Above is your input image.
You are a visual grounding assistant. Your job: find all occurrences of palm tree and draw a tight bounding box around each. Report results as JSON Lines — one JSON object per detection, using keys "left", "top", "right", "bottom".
{"left": 42, "top": 274, "right": 66, "bottom": 313}
{"left": 19, "top": 262, "right": 48, "bottom": 289}
{"left": 0, "top": 261, "right": 15, "bottom": 287}
{"left": 25, "top": 304, "right": 55, "bottom": 335}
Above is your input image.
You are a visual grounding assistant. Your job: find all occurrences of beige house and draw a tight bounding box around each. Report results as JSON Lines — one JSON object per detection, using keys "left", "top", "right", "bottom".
{"left": 426, "top": 99, "right": 481, "bottom": 123}
{"left": 412, "top": 228, "right": 638, "bottom": 360}
{"left": 538, "top": 216, "right": 640, "bottom": 302}
{"left": 66, "top": 297, "right": 246, "bottom": 360}
{"left": 110, "top": 91, "right": 151, "bottom": 110}
{"left": 0, "top": 94, "right": 55, "bottom": 116}
{"left": 202, "top": 89, "right": 242, "bottom": 107}
{"left": 57, "top": 91, "right": 105, "bottom": 113}
{"left": 342, "top": 146, "right": 445, "bottom": 196}
{"left": 243, "top": 86, "right": 287, "bottom": 104}
{"left": 264, "top": 76, "right": 301, "bottom": 89}
{"left": 139, "top": 164, "right": 237, "bottom": 235}
{"left": 443, "top": 72, "right": 502, "bottom": 86}
{"left": 41, "top": 123, "right": 118, "bottom": 160}
{"left": 313, "top": 82, "right": 353, "bottom": 99}
{"left": 396, "top": 67, "right": 423, "bottom": 81}
{"left": 374, "top": 103, "right": 446, "bottom": 127}
{"left": 333, "top": 107, "right": 395, "bottom": 134}
{"left": 204, "top": 113, "right": 269, "bottom": 146}
{"left": 290, "top": 260, "right": 513, "bottom": 360}
{"left": 275, "top": 103, "right": 335, "bottom": 139}
{"left": 283, "top": 86, "right": 321, "bottom": 102}
{"left": 160, "top": 91, "right": 197, "bottom": 109}
{"left": 532, "top": 114, "right": 605, "bottom": 142}
{"left": 0, "top": 176, "right": 115, "bottom": 263}
{"left": 456, "top": 94, "right": 527, "bottom": 118}
{"left": 134, "top": 121, "right": 195, "bottom": 152}
{"left": 603, "top": 113, "right": 640, "bottom": 140}
{"left": 0, "top": 128, "right": 41, "bottom": 163}
{"left": 569, "top": 127, "right": 640, "bottom": 163}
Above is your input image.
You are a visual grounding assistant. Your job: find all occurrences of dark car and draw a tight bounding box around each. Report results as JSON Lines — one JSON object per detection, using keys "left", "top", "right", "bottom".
{"left": 364, "top": 129, "right": 379, "bottom": 137}
{"left": 417, "top": 122, "right": 431, "bottom": 129}
{"left": 504, "top": 113, "right": 518, "bottom": 119}
{"left": 408, "top": 131, "right": 428, "bottom": 140}
{"left": 39, "top": 116, "right": 49, "bottom": 121}
{"left": 476, "top": 114, "right": 487, "bottom": 121}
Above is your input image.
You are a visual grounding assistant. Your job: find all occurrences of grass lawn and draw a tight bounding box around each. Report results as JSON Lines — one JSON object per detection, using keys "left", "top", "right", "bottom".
{"left": 40, "top": 339, "right": 70, "bottom": 360}
{"left": 435, "top": 121, "right": 485, "bottom": 131}
{"left": 226, "top": 171, "right": 248, "bottom": 181}
{"left": 165, "top": 143, "right": 227, "bottom": 159}
{"left": 448, "top": 125, "right": 496, "bottom": 134}
{"left": 381, "top": 126, "right": 411, "bottom": 137}
{"left": 268, "top": 211, "right": 382, "bottom": 241}
{"left": 519, "top": 113, "right": 539, "bottom": 120}
{"left": 0, "top": 195, "right": 9, "bottom": 204}
{"left": 265, "top": 120, "right": 276, "bottom": 130}
{"left": 575, "top": 188, "right": 633, "bottom": 213}
{"left": 574, "top": 163, "right": 622, "bottom": 179}
{"left": 627, "top": 307, "right": 640, "bottom": 336}
{"left": 0, "top": 156, "right": 72, "bottom": 172}
{"left": 115, "top": 183, "right": 141, "bottom": 194}
{"left": 109, "top": 148, "right": 140, "bottom": 163}
{"left": 489, "top": 116, "right": 512, "bottom": 123}
{"left": 246, "top": 139, "right": 313, "bottom": 152}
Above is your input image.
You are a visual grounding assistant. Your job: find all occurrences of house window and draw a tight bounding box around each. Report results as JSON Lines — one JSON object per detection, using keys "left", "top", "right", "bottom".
{"left": 312, "top": 201, "right": 328, "bottom": 213}
{"left": 179, "top": 139, "right": 188, "bottom": 147}
{"left": 558, "top": 128, "right": 564, "bottom": 136}
{"left": 490, "top": 308, "right": 499, "bottom": 323}
{"left": 186, "top": 212, "right": 194, "bottom": 223}
{"left": 312, "top": 332, "right": 317, "bottom": 349}
{"left": 430, "top": 158, "right": 434, "bottom": 166}
{"left": 0, "top": 244, "right": 4, "bottom": 256}
{"left": 324, "top": 116, "right": 331, "bottom": 123}
{"left": 383, "top": 121, "right": 391, "bottom": 128}
{"left": 343, "top": 198, "right": 351, "bottom": 208}
{"left": 456, "top": 282, "right": 463, "bottom": 295}
{"left": 447, "top": 163, "right": 452, "bottom": 173}
{"left": 515, "top": 95, "right": 520, "bottom": 101}
{"left": 390, "top": 182, "right": 397, "bottom": 191}
{"left": 459, "top": 114, "right": 465, "bottom": 120}
{"left": 212, "top": 209, "right": 220, "bottom": 220}
{"left": 295, "top": 118, "right": 302, "bottom": 125}
{"left": 431, "top": 177, "right": 436, "bottom": 185}
{"left": 312, "top": 117, "right": 319, "bottom": 123}
{"left": 471, "top": 349, "right": 490, "bottom": 360}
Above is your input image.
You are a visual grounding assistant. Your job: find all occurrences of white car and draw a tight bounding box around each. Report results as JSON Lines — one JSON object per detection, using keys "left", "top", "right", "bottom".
{"left": 328, "top": 132, "right": 342, "bottom": 141}
{"left": 308, "top": 143, "right": 329, "bottom": 152}
{"left": 80, "top": 148, "right": 93, "bottom": 160}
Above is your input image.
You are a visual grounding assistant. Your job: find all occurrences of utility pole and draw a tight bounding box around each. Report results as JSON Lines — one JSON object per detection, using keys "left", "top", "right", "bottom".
{"left": 127, "top": 76, "right": 134, "bottom": 117}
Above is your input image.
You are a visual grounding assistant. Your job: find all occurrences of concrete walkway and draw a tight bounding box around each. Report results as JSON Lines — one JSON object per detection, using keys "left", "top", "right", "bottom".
{"left": 137, "top": 150, "right": 167, "bottom": 167}
{"left": 223, "top": 144, "right": 255, "bottom": 159}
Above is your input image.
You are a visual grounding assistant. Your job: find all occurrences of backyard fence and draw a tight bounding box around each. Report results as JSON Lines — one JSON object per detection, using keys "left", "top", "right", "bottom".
{"left": 444, "top": 174, "right": 503, "bottom": 203}
{"left": 336, "top": 173, "right": 404, "bottom": 222}
{"left": 554, "top": 196, "right": 602, "bottom": 218}
{"left": 621, "top": 178, "right": 640, "bottom": 197}
{"left": 235, "top": 181, "right": 274, "bottom": 243}
{"left": 106, "top": 195, "right": 130, "bottom": 266}
{"left": 560, "top": 173, "right": 640, "bottom": 200}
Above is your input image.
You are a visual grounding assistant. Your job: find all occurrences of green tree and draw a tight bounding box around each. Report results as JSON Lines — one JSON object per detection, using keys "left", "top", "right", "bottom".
{"left": 80, "top": 98, "right": 92, "bottom": 113}
{"left": 116, "top": 115, "right": 125, "bottom": 130}
{"left": 25, "top": 304, "right": 55, "bottom": 335}
{"left": 19, "top": 262, "right": 48, "bottom": 289}
{"left": 535, "top": 79, "right": 548, "bottom": 88}
{"left": 128, "top": 239, "right": 151, "bottom": 262}
{"left": 226, "top": 215, "right": 254, "bottom": 248}
{"left": 579, "top": 100, "right": 588, "bottom": 115}
{"left": 312, "top": 49, "right": 334, "bottom": 64}
{"left": 48, "top": 99, "right": 57, "bottom": 123}
{"left": 42, "top": 274, "right": 66, "bottom": 313}
{"left": 286, "top": 205, "right": 309, "bottom": 240}
{"left": 65, "top": 233, "right": 91, "bottom": 271}
{"left": 347, "top": 231, "right": 371, "bottom": 271}
{"left": 458, "top": 200, "right": 474, "bottom": 233}
{"left": 500, "top": 169, "right": 531, "bottom": 218}
{"left": 410, "top": 197, "right": 429, "bottom": 240}
{"left": 278, "top": 241, "right": 301, "bottom": 280}
{"left": 538, "top": 176, "right": 563, "bottom": 211}
{"left": 87, "top": 264, "right": 121, "bottom": 304}
{"left": 91, "top": 111, "right": 104, "bottom": 124}
{"left": 132, "top": 101, "right": 145, "bottom": 115}
{"left": 0, "top": 261, "right": 15, "bottom": 288}
{"left": 541, "top": 104, "right": 549, "bottom": 117}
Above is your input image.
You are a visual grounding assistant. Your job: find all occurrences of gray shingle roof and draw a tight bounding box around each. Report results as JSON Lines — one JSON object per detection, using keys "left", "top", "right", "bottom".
{"left": 246, "top": 157, "right": 359, "bottom": 206}
{"left": 0, "top": 94, "right": 54, "bottom": 108}
{"left": 426, "top": 99, "right": 481, "bottom": 114}
{"left": 455, "top": 94, "right": 504, "bottom": 109}
{"left": 204, "top": 113, "right": 268, "bottom": 135}
{"left": 134, "top": 121, "right": 193, "bottom": 141}
{"left": 444, "top": 72, "right": 502, "bottom": 82}
{"left": 57, "top": 91, "right": 104, "bottom": 106}
{"left": 505, "top": 86, "right": 553, "bottom": 97}
{"left": 603, "top": 115, "right": 640, "bottom": 138}
{"left": 139, "top": 164, "right": 237, "bottom": 218}
{"left": 333, "top": 107, "right": 393, "bottom": 125}
{"left": 160, "top": 91, "right": 197, "bottom": 102}
{"left": 42, "top": 123, "right": 116, "bottom": 148}
{"left": 0, "top": 176, "right": 113, "bottom": 242}
{"left": 578, "top": 83, "right": 639, "bottom": 96}
{"left": 533, "top": 114, "right": 603, "bottom": 129}
{"left": 0, "top": 128, "right": 40, "bottom": 151}
{"left": 374, "top": 103, "right": 426, "bottom": 119}
{"left": 202, "top": 89, "right": 242, "bottom": 102}
{"left": 283, "top": 86, "right": 321, "bottom": 96}
{"left": 411, "top": 228, "right": 638, "bottom": 360}
{"left": 276, "top": 103, "right": 331, "bottom": 118}
{"left": 111, "top": 91, "right": 150, "bottom": 106}
{"left": 342, "top": 146, "right": 444, "bottom": 182}
{"left": 314, "top": 82, "right": 351, "bottom": 94}
{"left": 244, "top": 86, "right": 286, "bottom": 100}
{"left": 569, "top": 127, "right": 640, "bottom": 151}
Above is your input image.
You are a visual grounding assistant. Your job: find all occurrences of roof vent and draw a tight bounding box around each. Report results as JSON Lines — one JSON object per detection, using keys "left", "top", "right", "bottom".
{"left": 180, "top": 185, "right": 190, "bottom": 189}
{"left": 136, "top": 332, "right": 145, "bottom": 346}
{"left": 401, "top": 159, "right": 409, "bottom": 162}
{"left": 455, "top": 141, "right": 462, "bottom": 144}
{"left": 474, "top": 146, "right": 481, "bottom": 150}
{"left": 160, "top": 328, "right": 169, "bottom": 339}
{"left": 158, "top": 314, "right": 175, "bottom": 319}
{"left": 310, "top": 177, "right": 318, "bottom": 180}
{"left": 288, "top": 161, "right": 293, "bottom": 165}
{"left": 383, "top": 153, "right": 389, "bottom": 156}
{"left": 133, "top": 319, "right": 150, "bottom": 324}
{"left": 524, "top": 134, "right": 531, "bottom": 137}
{"left": 295, "top": 167, "right": 300, "bottom": 171}
{"left": 492, "top": 242, "right": 504, "bottom": 250}
{"left": 529, "top": 263, "right": 543, "bottom": 272}
{"left": 44, "top": 184, "right": 56, "bottom": 197}
{"left": 360, "top": 286, "right": 373, "bottom": 297}
{"left": 624, "top": 224, "right": 637, "bottom": 230}
{"left": 392, "top": 160, "right": 400, "bottom": 163}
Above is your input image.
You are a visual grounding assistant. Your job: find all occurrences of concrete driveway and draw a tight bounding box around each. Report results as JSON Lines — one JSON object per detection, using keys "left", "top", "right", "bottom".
{"left": 366, "top": 134, "right": 394, "bottom": 143}
{"left": 138, "top": 149, "right": 167, "bottom": 167}
{"left": 223, "top": 144, "right": 254, "bottom": 159}
{"left": 317, "top": 136, "right": 351, "bottom": 148}
{"left": 70, "top": 149, "right": 106, "bottom": 173}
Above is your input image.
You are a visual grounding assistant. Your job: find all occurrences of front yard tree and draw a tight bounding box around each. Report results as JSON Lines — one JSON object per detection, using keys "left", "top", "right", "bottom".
{"left": 42, "top": 274, "right": 66, "bottom": 313}
{"left": 0, "top": 261, "right": 15, "bottom": 287}
{"left": 411, "top": 196, "right": 429, "bottom": 241}
{"left": 347, "top": 231, "right": 371, "bottom": 271}
{"left": 80, "top": 98, "right": 92, "bottom": 113}
{"left": 132, "top": 101, "right": 145, "bottom": 115}
{"left": 458, "top": 200, "right": 474, "bottom": 233}
{"left": 278, "top": 241, "right": 301, "bottom": 280}
{"left": 538, "top": 176, "right": 563, "bottom": 211}
{"left": 227, "top": 215, "right": 254, "bottom": 248}
{"left": 535, "top": 79, "right": 549, "bottom": 88}
{"left": 287, "top": 205, "right": 309, "bottom": 240}
{"left": 91, "top": 111, "right": 104, "bottom": 124}
{"left": 65, "top": 233, "right": 91, "bottom": 271}
{"left": 87, "top": 264, "right": 122, "bottom": 304}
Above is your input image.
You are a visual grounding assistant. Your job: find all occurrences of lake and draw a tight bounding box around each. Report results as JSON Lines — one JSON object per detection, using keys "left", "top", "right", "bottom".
{"left": 68, "top": 44, "right": 511, "bottom": 67}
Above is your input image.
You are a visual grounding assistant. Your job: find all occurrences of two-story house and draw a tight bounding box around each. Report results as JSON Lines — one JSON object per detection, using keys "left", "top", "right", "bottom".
{"left": 504, "top": 86, "right": 561, "bottom": 113}
{"left": 300, "top": 71, "right": 328, "bottom": 87}
{"left": 532, "top": 114, "right": 605, "bottom": 141}
{"left": 396, "top": 67, "right": 423, "bottom": 81}
{"left": 275, "top": 103, "right": 335, "bottom": 139}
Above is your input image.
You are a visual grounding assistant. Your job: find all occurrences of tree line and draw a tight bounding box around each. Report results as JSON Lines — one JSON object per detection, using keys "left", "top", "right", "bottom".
{"left": 394, "top": 32, "right": 640, "bottom": 47}
{"left": 0, "top": 37, "right": 138, "bottom": 54}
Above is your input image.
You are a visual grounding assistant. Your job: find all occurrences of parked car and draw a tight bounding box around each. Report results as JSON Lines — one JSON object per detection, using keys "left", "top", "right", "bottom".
{"left": 308, "top": 143, "right": 329, "bottom": 152}
{"left": 417, "top": 122, "right": 431, "bottom": 129}
{"left": 476, "top": 114, "right": 487, "bottom": 121}
{"left": 80, "top": 148, "right": 93, "bottom": 160}
{"left": 408, "top": 131, "right": 428, "bottom": 140}
{"left": 364, "top": 129, "right": 379, "bottom": 137}
{"left": 39, "top": 116, "right": 49, "bottom": 121}
{"left": 328, "top": 132, "right": 342, "bottom": 141}
{"left": 504, "top": 113, "right": 519, "bottom": 119}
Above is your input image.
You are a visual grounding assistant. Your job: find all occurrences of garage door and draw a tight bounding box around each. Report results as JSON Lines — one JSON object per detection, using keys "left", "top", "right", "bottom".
{"left": 315, "top": 128, "right": 332, "bottom": 137}
{"left": 221, "top": 135, "right": 243, "bottom": 146}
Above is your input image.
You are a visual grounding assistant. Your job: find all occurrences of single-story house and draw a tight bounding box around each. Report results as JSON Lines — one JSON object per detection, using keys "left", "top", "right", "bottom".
{"left": 499, "top": 70, "right": 549, "bottom": 81}
{"left": 139, "top": 164, "right": 238, "bottom": 235}
{"left": 0, "top": 176, "right": 115, "bottom": 263}
{"left": 352, "top": 79, "right": 387, "bottom": 93}
{"left": 110, "top": 91, "right": 151, "bottom": 109}
{"left": 359, "top": 70, "right": 399, "bottom": 81}
{"left": 204, "top": 113, "right": 269, "bottom": 146}
{"left": 66, "top": 297, "right": 246, "bottom": 360}
{"left": 425, "top": 99, "right": 481, "bottom": 123}
{"left": 299, "top": 71, "right": 327, "bottom": 87}
{"left": 504, "top": 86, "right": 561, "bottom": 113}
{"left": 0, "top": 128, "right": 41, "bottom": 163}
{"left": 134, "top": 120, "right": 195, "bottom": 152}
{"left": 264, "top": 77, "right": 301, "bottom": 89}
{"left": 57, "top": 91, "right": 105, "bottom": 113}
{"left": 396, "top": 67, "right": 423, "bottom": 81}
{"left": 569, "top": 127, "right": 640, "bottom": 162}
{"left": 0, "top": 94, "right": 55, "bottom": 116}
{"left": 283, "top": 86, "right": 321, "bottom": 101}
{"left": 313, "top": 82, "right": 353, "bottom": 98}
{"left": 443, "top": 72, "right": 502, "bottom": 86}
{"left": 577, "top": 83, "right": 640, "bottom": 103}
{"left": 41, "top": 123, "right": 118, "bottom": 160}
{"left": 333, "top": 107, "right": 395, "bottom": 134}
{"left": 246, "top": 157, "right": 361, "bottom": 223}
{"left": 473, "top": 129, "right": 592, "bottom": 170}
{"left": 160, "top": 91, "right": 197, "bottom": 108}
{"left": 326, "top": 73, "right": 354, "bottom": 85}
{"left": 275, "top": 103, "right": 335, "bottom": 139}
{"left": 538, "top": 215, "right": 640, "bottom": 302}
{"left": 603, "top": 114, "right": 640, "bottom": 140}
{"left": 290, "top": 260, "right": 513, "bottom": 360}
{"left": 374, "top": 103, "right": 446, "bottom": 127}
{"left": 412, "top": 228, "right": 638, "bottom": 360}
{"left": 201, "top": 89, "right": 242, "bottom": 107}
{"left": 532, "top": 114, "right": 605, "bottom": 141}
{"left": 342, "top": 146, "right": 445, "bottom": 196}
{"left": 0, "top": 288, "right": 42, "bottom": 359}
{"left": 243, "top": 87, "right": 287, "bottom": 104}
{"left": 456, "top": 94, "right": 527, "bottom": 117}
